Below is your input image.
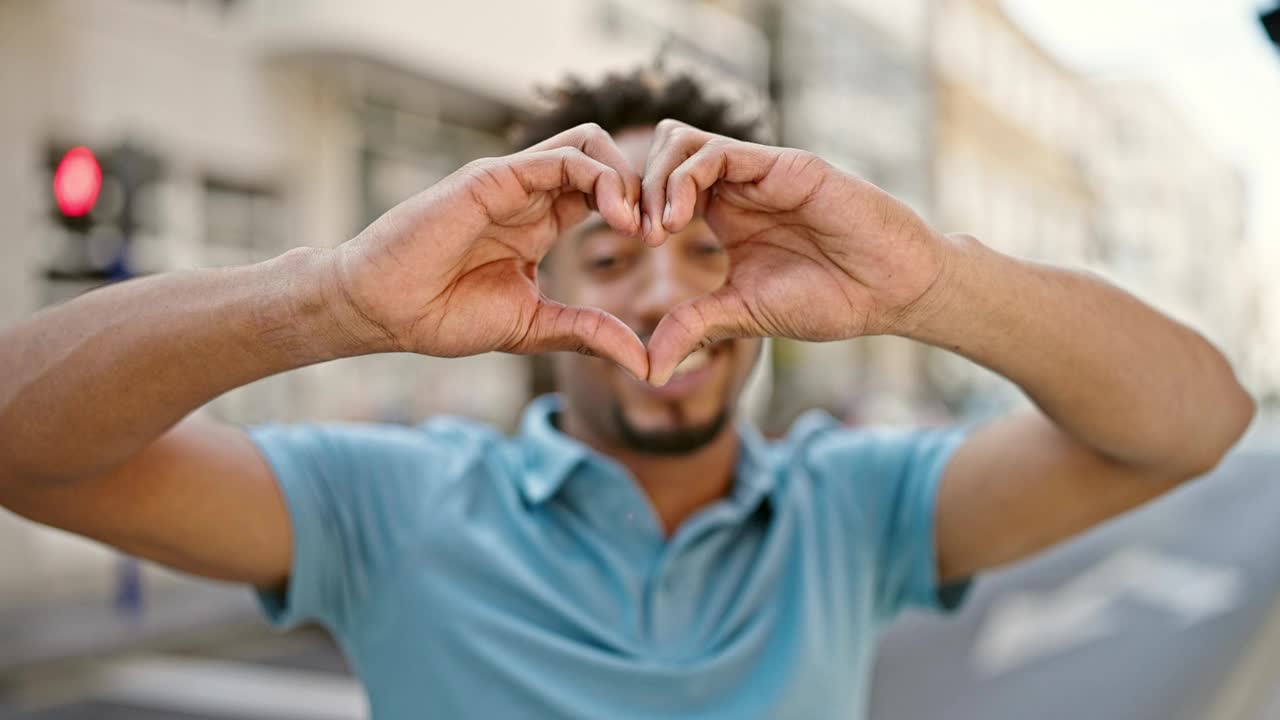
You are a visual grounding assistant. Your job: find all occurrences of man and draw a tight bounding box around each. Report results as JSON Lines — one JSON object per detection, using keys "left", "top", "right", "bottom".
{"left": 0, "top": 71, "right": 1254, "bottom": 718}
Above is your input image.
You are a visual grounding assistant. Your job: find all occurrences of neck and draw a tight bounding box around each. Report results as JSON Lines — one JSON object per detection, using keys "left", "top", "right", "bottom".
{"left": 559, "top": 403, "right": 739, "bottom": 537}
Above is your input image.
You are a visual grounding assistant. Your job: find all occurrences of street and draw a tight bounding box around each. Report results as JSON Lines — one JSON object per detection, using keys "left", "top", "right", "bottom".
{"left": 0, "top": 628, "right": 358, "bottom": 720}
{"left": 871, "top": 447, "right": 1280, "bottom": 720}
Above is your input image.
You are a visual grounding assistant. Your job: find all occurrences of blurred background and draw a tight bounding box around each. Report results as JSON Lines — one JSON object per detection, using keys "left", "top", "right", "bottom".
{"left": 1, "top": 0, "right": 1278, "bottom": 718}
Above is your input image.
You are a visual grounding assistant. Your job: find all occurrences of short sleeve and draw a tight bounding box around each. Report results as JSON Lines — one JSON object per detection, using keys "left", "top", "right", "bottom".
{"left": 799, "top": 414, "right": 972, "bottom": 621}
{"left": 246, "top": 422, "right": 443, "bottom": 632}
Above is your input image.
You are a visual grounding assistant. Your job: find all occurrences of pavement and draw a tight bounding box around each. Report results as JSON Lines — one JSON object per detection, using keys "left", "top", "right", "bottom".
{"left": 869, "top": 448, "right": 1280, "bottom": 720}
{"left": 0, "top": 628, "right": 357, "bottom": 720}
{"left": 0, "top": 578, "right": 257, "bottom": 676}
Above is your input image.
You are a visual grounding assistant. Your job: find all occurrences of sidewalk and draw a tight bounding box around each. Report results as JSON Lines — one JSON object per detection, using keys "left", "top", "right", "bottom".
{"left": 0, "top": 576, "right": 260, "bottom": 676}
{"left": 1206, "top": 593, "right": 1280, "bottom": 720}
{"left": 0, "top": 622, "right": 356, "bottom": 720}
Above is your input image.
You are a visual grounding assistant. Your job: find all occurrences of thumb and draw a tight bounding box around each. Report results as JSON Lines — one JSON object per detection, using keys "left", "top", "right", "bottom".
{"left": 647, "top": 288, "right": 755, "bottom": 387}
{"left": 522, "top": 300, "right": 649, "bottom": 382}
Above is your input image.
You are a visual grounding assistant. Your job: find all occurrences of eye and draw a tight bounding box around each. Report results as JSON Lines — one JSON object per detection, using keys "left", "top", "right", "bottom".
{"left": 581, "top": 251, "right": 634, "bottom": 277}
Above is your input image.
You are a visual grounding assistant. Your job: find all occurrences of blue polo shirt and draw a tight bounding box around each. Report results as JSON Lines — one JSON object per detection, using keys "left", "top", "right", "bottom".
{"left": 249, "top": 394, "right": 969, "bottom": 719}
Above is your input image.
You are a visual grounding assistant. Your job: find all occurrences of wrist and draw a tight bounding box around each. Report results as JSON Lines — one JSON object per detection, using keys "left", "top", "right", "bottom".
{"left": 255, "top": 247, "right": 398, "bottom": 366}
{"left": 889, "top": 232, "right": 987, "bottom": 345}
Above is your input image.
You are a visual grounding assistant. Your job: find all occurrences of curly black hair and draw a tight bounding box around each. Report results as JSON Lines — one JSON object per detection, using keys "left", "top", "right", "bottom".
{"left": 511, "top": 69, "right": 772, "bottom": 150}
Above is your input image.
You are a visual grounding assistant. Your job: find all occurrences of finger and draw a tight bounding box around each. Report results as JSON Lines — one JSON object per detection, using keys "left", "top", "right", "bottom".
{"left": 522, "top": 300, "right": 649, "bottom": 382}
{"left": 506, "top": 147, "right": 634, "bottom": 236}
{"left": 646, "top": 288, "right": 758, "bottom": 387}
{"left": 523, "top": 123, "right": 642, "bottom": 233}
{"left": 664, "top": 141, "right": 777, "bottom": 234}
{"left": 550, "top": 191, "right": 592, "bottom": 234}
{"left": 640, "top": 120, "right": 712, "bottom": 247}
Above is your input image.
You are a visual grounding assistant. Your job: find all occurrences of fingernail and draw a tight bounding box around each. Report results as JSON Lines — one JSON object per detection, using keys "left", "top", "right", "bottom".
{"left": 632, "top": 204, "right": 642, "bottom": 233}
{"left": 662, "top": 202, "right": 672, "bottom": 227}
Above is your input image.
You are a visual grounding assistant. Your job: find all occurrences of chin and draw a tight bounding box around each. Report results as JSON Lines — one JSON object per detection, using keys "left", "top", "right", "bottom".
{"left": 611, "top": 401, "right": 730, "bottom": 456}
{"left": 608, "top": 340, "right": 740, "bottom": 449}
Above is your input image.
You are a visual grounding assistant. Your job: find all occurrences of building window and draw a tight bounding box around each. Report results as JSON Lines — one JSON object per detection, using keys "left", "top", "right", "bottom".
{"left": 358, "top": 100, "right": 507, "bottom": 232}
{"left": 202, "top": 178, "right": 283, "bottom": 266}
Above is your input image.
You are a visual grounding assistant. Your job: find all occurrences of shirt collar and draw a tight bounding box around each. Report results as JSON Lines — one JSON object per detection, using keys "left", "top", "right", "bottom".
{"left": 517, "top": 394, "right": 595, "bottom": 504}
{"left": 517, "top": 394, "right": 777, "bottom": 510}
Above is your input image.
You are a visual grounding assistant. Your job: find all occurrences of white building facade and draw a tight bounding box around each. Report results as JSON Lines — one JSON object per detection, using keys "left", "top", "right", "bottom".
{"left": 768, "top": 0, "right": 942, "bottom": 426}
{"left": 0, "top": 0, "right": 767, "bottom": 609}
{"left": 1090, "top": 82, "right": 1255, "bottom": 377}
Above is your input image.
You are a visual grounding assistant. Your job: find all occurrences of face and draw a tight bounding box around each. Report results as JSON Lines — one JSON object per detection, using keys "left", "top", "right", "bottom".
{"left": 541, "top": 126, "right": 763, "bottom": 455}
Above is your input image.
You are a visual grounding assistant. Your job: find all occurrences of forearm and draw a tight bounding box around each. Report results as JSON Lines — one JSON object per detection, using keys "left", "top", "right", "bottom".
{"left": 903, "top": 233, "right": 1254, "bottom": 476}
{"left": 0, "top": 246, "right": 375, "bottom": 486}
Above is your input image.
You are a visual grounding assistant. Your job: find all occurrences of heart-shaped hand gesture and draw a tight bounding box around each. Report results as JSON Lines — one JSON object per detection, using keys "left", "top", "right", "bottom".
{"left": 637, "top": 120, "right": 950, "bottom": 385}
{"left": 333, "top": 120, "right": 948, "bottom": 388}
{"left": 334, "top": 123, "right": 650, "bottom": 380}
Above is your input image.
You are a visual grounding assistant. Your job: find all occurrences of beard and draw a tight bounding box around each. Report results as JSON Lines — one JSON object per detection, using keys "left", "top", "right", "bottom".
{"left": 611, "top": 402, "right": 731, "bottom": 456}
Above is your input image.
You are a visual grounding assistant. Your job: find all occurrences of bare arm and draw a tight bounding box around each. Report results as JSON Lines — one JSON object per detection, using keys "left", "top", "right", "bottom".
{"left": 0, "top": 250, "right": 364, "bottom": 588}
{"left": 906, "top": 234, "right": 1255, "bottom": 581}
{"left": 635, "top": 122, "right": 1254, "bottom": 586}
{"left": 0, "top": 123, "right": 646, "bottom": 590}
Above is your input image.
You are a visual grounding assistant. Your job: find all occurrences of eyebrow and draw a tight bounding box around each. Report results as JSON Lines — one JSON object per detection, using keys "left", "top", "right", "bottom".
{"left": 573, "top": 218, "right": 614, "bottom": 247}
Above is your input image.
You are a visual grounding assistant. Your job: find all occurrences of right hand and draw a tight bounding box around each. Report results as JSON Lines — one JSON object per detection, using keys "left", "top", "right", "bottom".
{"left": 331, "top": 124, "right": 649, "bottom": 380}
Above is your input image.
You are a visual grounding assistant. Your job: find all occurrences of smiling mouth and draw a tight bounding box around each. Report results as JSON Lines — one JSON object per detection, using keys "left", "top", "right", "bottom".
{"left": 672, "top": 347, "right": 712, "bottom": 376}
{"left": 632, "top": 342, "right": 729, "bottom": 399}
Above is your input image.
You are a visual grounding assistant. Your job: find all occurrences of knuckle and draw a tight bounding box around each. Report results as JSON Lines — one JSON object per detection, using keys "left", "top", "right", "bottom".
{"left": 461, "top": 156, "right": 495, "bottom": 174}
{"left": 704, "top": 138, "right": 734, "bottom": 157}
{"left": 458, "top": 158, "right": 508, "bottom": 196}
{"left": 795, "top": 149, "right": 825, "bottom": 170}
{"left": 656, "top": 118, "right": 686, "bottom": 135}
{"left": 671, "top": 304, "right": 705, "bottom": 336}
{"left": 706, "top": 139, "right": 737, "bottom": 159}
{"left": 554, "top": 146, "right": 588, "bottom": 173}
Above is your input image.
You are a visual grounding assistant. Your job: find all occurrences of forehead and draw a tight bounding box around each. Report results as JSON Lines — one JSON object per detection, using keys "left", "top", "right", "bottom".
{"left": 543, "top": 125, "right": 686, "bottom": 280}
{"left": 613, "top": 126, "right": 657, "bottom": 175}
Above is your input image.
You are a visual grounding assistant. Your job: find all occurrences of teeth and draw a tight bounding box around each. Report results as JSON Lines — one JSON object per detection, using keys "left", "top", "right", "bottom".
{"left": 672, "top": 349, "right": 711, "bottom": 377}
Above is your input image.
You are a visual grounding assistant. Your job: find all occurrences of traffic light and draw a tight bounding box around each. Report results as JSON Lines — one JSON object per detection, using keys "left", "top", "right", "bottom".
{"left": 52, "top": 146, "right": 102, "bottom": 219}
{"left": 45, "top": 142, "right": 162, "bottom": 285}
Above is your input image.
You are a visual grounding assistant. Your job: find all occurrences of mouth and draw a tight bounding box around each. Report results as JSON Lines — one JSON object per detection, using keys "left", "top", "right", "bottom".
{"left": 635, "top": 343, "right": 729, "bottom": 400}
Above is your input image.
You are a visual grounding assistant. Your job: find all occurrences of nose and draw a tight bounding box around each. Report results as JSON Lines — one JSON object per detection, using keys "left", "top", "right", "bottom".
{"left": 630, "top": 236, "right": 722, "bottom": 339}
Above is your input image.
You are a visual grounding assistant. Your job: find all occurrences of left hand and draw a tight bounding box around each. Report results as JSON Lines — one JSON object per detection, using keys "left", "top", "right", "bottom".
{"left": 639, "top": 120, "right": 952, "bottom": 385}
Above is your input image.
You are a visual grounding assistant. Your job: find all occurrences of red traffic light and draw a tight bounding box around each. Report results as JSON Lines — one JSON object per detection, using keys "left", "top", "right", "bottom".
{"left": 53, "top": 146, "right": 102, "bottom": 218}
